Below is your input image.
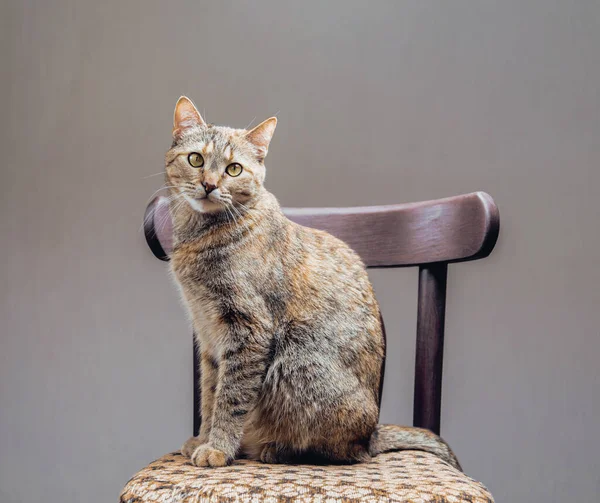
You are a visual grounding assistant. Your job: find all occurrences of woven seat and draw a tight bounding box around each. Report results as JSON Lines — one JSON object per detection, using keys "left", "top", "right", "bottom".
{"left": 121, "top": 432, "right": 493, "bottom": 503}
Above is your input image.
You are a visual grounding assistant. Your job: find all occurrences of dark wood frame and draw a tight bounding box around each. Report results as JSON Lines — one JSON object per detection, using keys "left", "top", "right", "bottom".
{"left": 143, "top": 191, "right": 499, "bottom": 435}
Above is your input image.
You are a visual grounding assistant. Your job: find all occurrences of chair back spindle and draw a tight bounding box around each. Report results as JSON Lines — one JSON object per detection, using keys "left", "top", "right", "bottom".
{"left": 414, "top": 263, "right": 448, "bottom": 434}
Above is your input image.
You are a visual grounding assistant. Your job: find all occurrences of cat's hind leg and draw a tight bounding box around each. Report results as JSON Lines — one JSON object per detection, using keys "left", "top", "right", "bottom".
{"left": 259, "top": 442, "right": 295, "bottom": 464}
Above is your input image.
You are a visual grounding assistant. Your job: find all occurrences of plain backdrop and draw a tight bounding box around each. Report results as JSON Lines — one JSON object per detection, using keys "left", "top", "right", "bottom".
{"left": 1, "top": 1, "right": 599, "bottom": 502}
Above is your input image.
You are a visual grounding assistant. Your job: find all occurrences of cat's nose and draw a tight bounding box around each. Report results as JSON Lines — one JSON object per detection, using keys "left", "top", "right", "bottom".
{"left": 201, "top": 182, "right": 217, "bottom": 195}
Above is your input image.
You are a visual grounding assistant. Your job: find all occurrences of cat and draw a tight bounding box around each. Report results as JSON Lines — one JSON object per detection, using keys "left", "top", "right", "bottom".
{"left": 165, "top": 96, "right": 461, "bottom": 470}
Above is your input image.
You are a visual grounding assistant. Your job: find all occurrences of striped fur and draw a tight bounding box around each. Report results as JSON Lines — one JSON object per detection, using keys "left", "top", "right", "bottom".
{"left": 168, "top": 97, "right": 461, "bottom": 471}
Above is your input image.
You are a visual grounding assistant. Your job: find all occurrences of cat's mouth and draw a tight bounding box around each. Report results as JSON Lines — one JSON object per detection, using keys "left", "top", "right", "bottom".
{"left": 184, "top": 193, "right": 230, "bottom": 214}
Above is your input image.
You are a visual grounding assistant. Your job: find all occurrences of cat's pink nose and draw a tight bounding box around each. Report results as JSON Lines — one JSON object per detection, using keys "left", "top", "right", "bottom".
{"left": 201, "top": 182, "right": 217, "bottom": 195}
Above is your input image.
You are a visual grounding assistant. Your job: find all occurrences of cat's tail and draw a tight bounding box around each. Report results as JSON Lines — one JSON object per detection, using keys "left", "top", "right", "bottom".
{"left": 368, "top": 424, "right": 462, "bottom": 471}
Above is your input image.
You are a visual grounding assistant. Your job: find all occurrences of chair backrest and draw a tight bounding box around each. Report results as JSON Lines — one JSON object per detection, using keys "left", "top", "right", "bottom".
{"left": 144, "top": 191, "right": 500, "bottom": 435}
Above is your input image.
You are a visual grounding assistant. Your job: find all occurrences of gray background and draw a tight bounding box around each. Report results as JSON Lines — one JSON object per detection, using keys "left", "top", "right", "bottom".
{"left": 1, "top": 1, "right": 599, "bottom": 502}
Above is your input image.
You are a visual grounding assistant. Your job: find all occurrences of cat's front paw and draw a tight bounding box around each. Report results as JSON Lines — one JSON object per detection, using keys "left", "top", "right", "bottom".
{"left": 181, "top": 432, "right": 211, "bottom": 458}
{"left": 181, "top": 436, "right": 203, "bottom": 458}
{"left": 191, "top": 444, "right": 231, "bottom": 467}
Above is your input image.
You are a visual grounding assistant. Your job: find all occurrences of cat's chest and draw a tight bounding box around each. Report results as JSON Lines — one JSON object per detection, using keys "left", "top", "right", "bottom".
{"left": 173, "top": 251, "right": 248, "bottom": 301}
{"left": 171, "top": 249, "right": 254, "bottom": 351}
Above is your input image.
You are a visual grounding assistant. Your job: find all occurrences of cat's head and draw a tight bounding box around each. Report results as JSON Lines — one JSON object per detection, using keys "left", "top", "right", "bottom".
{"left": 165, "top": 96, "right": 277, "bottom": 214}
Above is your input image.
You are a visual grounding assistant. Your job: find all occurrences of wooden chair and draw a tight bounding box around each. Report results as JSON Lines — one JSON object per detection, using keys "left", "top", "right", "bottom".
{"left": 121, "top": 191, "right": 499, "bottom": 503}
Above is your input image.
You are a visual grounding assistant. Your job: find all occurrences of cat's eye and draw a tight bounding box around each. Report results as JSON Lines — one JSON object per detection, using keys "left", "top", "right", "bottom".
{"left": 225, "top": 163, "right": 243, "bottom": 177}
{"left": 188, "top": 152, "right": 204, "bottom": 168}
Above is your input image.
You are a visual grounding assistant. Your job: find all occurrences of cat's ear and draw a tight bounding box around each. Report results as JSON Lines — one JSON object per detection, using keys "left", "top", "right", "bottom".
{"left": 244, "top": 117, "right": 277, "bottom": 160}
{"left": 172, "top": 96, "right": 205, "bottom": 138}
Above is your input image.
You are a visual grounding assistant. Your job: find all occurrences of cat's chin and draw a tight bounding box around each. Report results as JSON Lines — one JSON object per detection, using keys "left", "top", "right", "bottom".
{"left": 184, "top": 194, "right": 224, "bottom": 214}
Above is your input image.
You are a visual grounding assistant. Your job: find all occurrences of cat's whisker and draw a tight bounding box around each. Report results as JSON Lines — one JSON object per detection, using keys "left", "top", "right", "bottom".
{"left": 138, "top": 193, "right": 178, "bottom": 234}
{"left": 235, "top": 201, "right": 252, "bottom": 216}
{"left": 243, "top": 116, "right": 257, "bottom": 130}
{"left": 146, "top": 202, "right": 170, "bottom": 235}
{"left": 224, "top": 206, "right": 235, "bottom": 228}
{"left": 223, "top": 202, "right": 239, "bottom": 229}
{"left": 221, "top": 205, "right": 230, "bottom": 223}
{"left": 217, "top": 199, "right": 238, "bottom": 230}
{"left": 157, "top": 194, "right": 187, "bottom": 234}
{"left": 229, "top": 203, "right": 252, "bottom": 236}
{"left": 180, "top": 193, "right": 200, "bottom": 218}
{"left": 166, "top": 202, "right": 184, "bottom": 227}
{"left": 141, "top": 191, "right": 186, "bottom": 235}
{"left": 231, "top": 201, "right": 248, "bottom": 218}
{"left": 142, "top": 171, "right": 167, "bottom": 179}
{"left": 144, "top": 185, "right": 179, "bottom": 204}
{"left": 169, "top": 193, "right": 188, "bottom": 213}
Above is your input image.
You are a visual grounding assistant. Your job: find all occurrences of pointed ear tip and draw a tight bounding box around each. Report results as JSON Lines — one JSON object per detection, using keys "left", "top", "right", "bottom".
{"left": 174, "top": 96, "right": 190, "bottom": 115}
{"left": 262, "top": 117, "right": 277, "bottom": 131}
{"left": 175, "top": 96, "right": 197, "bottom": 112}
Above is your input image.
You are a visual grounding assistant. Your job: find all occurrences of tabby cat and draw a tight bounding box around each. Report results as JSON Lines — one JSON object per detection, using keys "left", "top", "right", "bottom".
{"left": 165, "top": 96, "right": 461, "bottom": 470}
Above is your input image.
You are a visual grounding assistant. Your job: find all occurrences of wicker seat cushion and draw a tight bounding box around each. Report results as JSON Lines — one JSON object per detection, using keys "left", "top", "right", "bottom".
{"left": 120, "top": 445, "right": 493, "bottom": 503}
